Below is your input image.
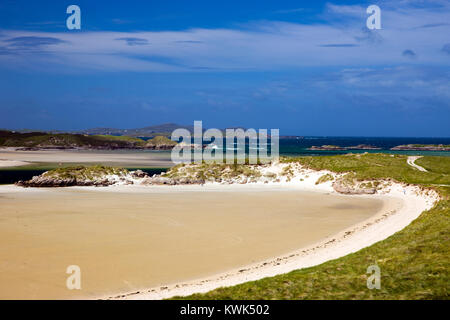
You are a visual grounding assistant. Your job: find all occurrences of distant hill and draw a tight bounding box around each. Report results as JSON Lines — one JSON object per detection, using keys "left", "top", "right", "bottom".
{"left": 0, "top": 130, "right": 178, "bottom": 150}
{"left": 74, "top": 123, "right": 196, "bottom": 137}
{"left": 3, "top": 123, "right": 271, "bottom": 138}
{"left": 0, "top": 130, "right": 144, "bottom": 149}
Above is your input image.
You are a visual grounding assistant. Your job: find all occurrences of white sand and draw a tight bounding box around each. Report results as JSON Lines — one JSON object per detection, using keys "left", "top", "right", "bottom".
{"left": 100, "top": 162, "right": 439, "bottom": 300}
{"left": 407, "top": 156, "right": 428, "bottom": 172}
{"left": 0, "top": 160, "right": 30, "bottom": 167}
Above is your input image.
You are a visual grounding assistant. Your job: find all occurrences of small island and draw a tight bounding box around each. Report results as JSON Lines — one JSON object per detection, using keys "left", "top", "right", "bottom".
{"left": 390, "top": 144, "right": 450, "bottom": 151}
{"left": 309, "top": 145, "right": 347, "bottom": 151}
{"left": 309, "top": 144, "right": 381, "bottom": 151}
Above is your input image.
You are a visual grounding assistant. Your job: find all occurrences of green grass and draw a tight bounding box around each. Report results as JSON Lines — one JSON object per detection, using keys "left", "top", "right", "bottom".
{"left": 409, "top": 144, "right": 450, "bottom": 148}
{"left": 416, "top": 157, "right": 450, "bottom": 176}
{"left": 173, "top": 154, "right": 450, "bottom": 300}
{"left": 282, "top": 153, "right": 450, "bottom": 186}
{"left": 145, "top": 135, "right": 177, "bottom": 146}
{"left": 165, "top": 162, "right": 262, "bottom": 182}
{"left": 43, "top": 165, "right": 128, "bottom": 180}
{"left": 0, "top": 130, "right": 146, "bottom": 148}
{"left": 92, "top": 135, "right": 146, "bottom": 146}
{"left": 315, "top": 173, "right": 334, "bottom": 185}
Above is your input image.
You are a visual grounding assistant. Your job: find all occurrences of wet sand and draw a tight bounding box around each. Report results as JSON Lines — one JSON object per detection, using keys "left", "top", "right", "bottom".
{"left": 0, "top": 149, "right": 173, "bottom": 168}
{"left": 0, "top": 186, "right": 384, "bottom": 299}
{"left": 0, "top": 160, "right": 30, "bottom": 168}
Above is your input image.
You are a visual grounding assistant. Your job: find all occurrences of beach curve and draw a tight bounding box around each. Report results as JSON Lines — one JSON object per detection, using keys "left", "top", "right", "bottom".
{"left": 102, "top": 166, "right": 439, "bottom": 300}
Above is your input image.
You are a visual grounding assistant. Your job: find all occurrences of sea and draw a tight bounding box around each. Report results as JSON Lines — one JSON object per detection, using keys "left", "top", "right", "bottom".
{"left": 278, "top": 136, "right": 450, "bottom": 157}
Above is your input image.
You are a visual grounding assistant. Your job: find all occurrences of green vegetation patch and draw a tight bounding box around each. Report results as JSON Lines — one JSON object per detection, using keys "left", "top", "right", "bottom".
{"left": 415, "top": 157, "right": 450, "bottom": 176}
{"left": 93, "top": 135, "right": 146, "bottom": 145}
{"left": 43, "top": 165, "right": 128, "bottom": 180}
{"left": 0, "top": 131, "right": 146, "bottom": 148}
{"left": 166, "top": 162, "right": 262, "bottom": 182}
{"left": 281, "top": 153, "right": 450, "bottom": 186}
{"left": 315, "top": 173, "right": 334, "bottom": 185}
{"left": 145, "top": 135, "right": 177, "bottom": 146}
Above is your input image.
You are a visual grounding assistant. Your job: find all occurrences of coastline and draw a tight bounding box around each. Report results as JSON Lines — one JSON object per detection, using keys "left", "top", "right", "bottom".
{"left": 0, "top": 161, "right": 440, "bottom": 300}
{"left": 98, "top": 166, "right": 439, "bottom": 300}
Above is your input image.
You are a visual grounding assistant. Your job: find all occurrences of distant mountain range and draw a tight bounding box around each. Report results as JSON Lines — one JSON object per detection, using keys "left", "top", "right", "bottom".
{"left": 72, "top": 123, "right": 196, "bottom": 137}
{"left": 2, "top": 123, "right": 195, "bottom": 138}
{"left": 3, "top": 123, "right": 258, "bottom": 138}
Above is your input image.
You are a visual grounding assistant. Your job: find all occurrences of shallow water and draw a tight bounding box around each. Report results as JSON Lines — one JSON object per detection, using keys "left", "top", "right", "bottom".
{"left": 0, "top": 187, "right": 384, "bottom": 299}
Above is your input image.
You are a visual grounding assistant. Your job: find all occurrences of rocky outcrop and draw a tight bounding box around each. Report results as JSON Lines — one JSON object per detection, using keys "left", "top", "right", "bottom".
{"left": 145, "top": 144, "right": 176, "bottom": 150}
{"left": 14, "top": 165, "right": 207, "bottom": 188}
{"left": 332, "top": 178, "right": 377, "bottom": 194}
{"left": 130, "top": 170, "right": 149, "bottom": 178}
{"left": 347, "top": 144, "right": 381, "bottom": 150}
{"left": 15, "top": 165, "right": 133, "bottom": 188}
{"left": 141, "top": 176, "right": 205, "bottom": 185}
{"left": 16, "top": 176, "right": 116, "bottom": 187}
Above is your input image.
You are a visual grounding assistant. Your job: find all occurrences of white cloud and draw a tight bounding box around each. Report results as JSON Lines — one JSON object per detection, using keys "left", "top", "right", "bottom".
{"left": 0, "top": 1, "right": 449, "bottom": 72}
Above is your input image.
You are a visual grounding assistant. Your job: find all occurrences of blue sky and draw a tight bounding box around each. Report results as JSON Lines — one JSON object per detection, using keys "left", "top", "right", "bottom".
{"left": 0, "top": 0, "right": 449, "bottom": 136}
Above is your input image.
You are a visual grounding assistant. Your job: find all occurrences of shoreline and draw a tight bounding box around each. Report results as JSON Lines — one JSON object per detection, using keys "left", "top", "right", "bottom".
{"left": 0, "top": 161, "right": 440, "bottom": 300}
{"left": 98, "top": 175, "right": 438, "bottom": 300}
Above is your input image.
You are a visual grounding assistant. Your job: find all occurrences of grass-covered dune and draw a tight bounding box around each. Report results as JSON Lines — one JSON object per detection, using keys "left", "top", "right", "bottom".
{"left": 174, "top": 154, "right": 449, "bottom": 300}
{"left": 165, "top": 162, "right": 262, "bottom": 183}
{"left": 41, "top": 165, "right": 128, "bottom": 180}
{"left": 15, "top": 165, "right": 131, "bottom": 187}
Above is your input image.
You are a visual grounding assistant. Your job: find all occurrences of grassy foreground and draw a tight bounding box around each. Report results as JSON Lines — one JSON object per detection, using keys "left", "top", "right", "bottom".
{"left": 175, "top": 154, "right": 449, "bottom": 300}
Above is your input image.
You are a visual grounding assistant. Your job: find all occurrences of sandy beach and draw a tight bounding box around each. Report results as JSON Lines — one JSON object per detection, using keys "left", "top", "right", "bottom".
{"left": 100, "top": 180, "right": 437, "bottom": 300}
{"left": 0, "top": 170, "right": 439, "bottom": 300}
{"left": 0, "top": 183, "right": 390, "bottom": 299}
{"left": 0, "top": 153, "right": 440, "bottom": 300}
